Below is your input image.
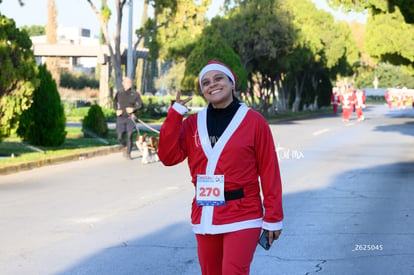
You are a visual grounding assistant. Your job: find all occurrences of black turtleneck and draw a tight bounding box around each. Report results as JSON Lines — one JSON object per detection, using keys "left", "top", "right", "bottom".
{"left": 207, "top": 98, "right": 241, "bottom": 147}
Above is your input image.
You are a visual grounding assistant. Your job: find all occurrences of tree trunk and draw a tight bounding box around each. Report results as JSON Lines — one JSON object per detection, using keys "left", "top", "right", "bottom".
{"left": 270, "top": 80, "right": 277, "bottom": 115}
{"left": 311, "top": 75, "right": 320, "bottom": 109}
{"left": 292, "top": 73, "right": 306, "bottom": 112}
{"left": 46, "top": 0, "right": 60, "bottom": 87}
{"left": 87, "top": 0, "right": 126, "bottom": 95}
{"left": 132, "top": 1, "right": 148, "bottom": 91}
{"left": 275, "top": 74, "right": 289, "bottom": 113}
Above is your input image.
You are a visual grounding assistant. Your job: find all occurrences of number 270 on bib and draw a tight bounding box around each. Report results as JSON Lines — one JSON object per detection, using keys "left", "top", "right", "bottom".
{"left": 196, "top": 175, "right": 225, "bottom": 206}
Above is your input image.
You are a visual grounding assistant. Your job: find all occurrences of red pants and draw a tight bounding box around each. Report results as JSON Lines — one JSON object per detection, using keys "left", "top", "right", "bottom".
{"left": 342, "top": 108, "right": 352, "bottom": 120}
{"left": 196, "top": 228, "right": 261, "bottom": 275}
{"left": 355, "top": 107, "right": 363, "bottom": 119}
{"left": 332, "top": 104, "right": 338, "bottom": 115}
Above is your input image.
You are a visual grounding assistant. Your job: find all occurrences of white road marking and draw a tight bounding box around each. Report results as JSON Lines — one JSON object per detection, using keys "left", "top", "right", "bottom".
{"left": 312, "top": 129, "right": 330, "bottom": 136}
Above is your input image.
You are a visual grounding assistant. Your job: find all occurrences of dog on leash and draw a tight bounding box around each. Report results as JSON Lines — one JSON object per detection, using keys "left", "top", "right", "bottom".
{"left": 136, "top": 134, "right": 159, "bottom": 164}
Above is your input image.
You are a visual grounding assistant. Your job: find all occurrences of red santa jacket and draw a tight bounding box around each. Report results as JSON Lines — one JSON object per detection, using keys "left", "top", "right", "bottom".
{"left": 340, "top": 92, "right": 356, "bottom": 109}
{"left": 158, "top": 103, "right": 283, "bottom": 234}
{"left": 331, "top": 93, "right": 339, "bottom": 105}
{"left": 385, "top": 90, "right": 393, "bottom": 101}
{"left": 355, "top": 91, "right": 366, "bottom": 108}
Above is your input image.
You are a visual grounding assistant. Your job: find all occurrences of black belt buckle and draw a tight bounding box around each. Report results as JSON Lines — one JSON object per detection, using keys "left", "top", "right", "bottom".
{"left": 224, "top": 188, "right": 244, "bottom": 201}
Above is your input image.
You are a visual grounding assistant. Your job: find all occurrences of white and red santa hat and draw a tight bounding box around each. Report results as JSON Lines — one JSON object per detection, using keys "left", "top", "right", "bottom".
{"left": 198, "top": 60, "right": 237, "bottom": 89}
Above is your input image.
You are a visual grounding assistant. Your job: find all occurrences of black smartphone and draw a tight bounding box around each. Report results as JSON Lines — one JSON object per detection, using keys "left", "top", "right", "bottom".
{"left": 258, "top": 229, "right": 271, "bottom": 250}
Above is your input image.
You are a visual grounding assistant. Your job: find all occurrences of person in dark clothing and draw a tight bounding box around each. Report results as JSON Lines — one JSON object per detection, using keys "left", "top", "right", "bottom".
{"left": 114, "top": 77, "right": 143, "bottom": 159}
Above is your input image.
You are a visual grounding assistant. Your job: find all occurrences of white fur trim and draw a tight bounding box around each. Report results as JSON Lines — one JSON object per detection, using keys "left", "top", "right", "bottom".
{"left": 172, "top": 102, "right": 189, "bottom": 115}
{"left": 262, "top": 221, "right": 283, "bottom": 231}
{"left": 199, "top": 64, "right": 235, "bottom": 86}
{"left": 195, "top": 103, "right": 249, "bottom": 234}
{"left": 192, "top": 218, "right": 263, "bottom": 234}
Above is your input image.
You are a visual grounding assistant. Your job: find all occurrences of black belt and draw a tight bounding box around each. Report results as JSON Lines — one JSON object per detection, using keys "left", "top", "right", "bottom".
{"left": 224, "top": 188, "right": 244, "bottom": 201}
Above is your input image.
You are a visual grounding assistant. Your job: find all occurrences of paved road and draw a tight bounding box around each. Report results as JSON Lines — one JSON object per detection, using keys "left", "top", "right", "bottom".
{"left": 1, "top": 104, "right": 413, "bottom": 275}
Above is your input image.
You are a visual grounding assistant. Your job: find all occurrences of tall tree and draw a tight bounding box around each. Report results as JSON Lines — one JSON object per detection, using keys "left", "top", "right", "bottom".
{"left": 285, "top": 0, "right": 359, "bottom": 111}
{"left": 99, "top": 0, "right": 108, "bottom": 44}
{"left": 327, "top": 0, "right": 414, "bottom": 23}
{"left": 153, "top": 0, "right": 210, "bottom": 95}
{"left": 0, "top": 12, "right": 38, "bottom": 142}
{"left": 134, "top": 1, "right": 149, "bottom": 94}
{"left": 365, "top": 9, "right": 414, "bottom": 74}
{"left": 156, "top": 0, "right": 210, "bottom": 59}
{"left": 189, "top": 0, "right": 358, "bottom": 113}
{"left": 328, "top": 0, "right": 414, "bottom": 74}
{"left": 212, "top": 0, "right": 297, "bottom": 113}
{"left": 45, "top": 0, "right": 60, "bottom": 86}
{"left": 86, "top": 0, "right": 178, "bottom": 97}
{"left": 182, "top": 34, "right": 247, "bottom": 95}
{"left": 87, "top": 0, "right": 124, "bottom": 94}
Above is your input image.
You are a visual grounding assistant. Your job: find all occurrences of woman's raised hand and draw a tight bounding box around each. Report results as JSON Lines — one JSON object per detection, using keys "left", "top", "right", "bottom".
{"left": 175, "top": 90, "right": 192, "bottom": 109}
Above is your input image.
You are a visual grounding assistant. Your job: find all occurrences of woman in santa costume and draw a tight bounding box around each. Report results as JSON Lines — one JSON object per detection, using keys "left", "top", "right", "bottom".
{"left": 340, "top": 86, "right": 356, "bottom": 122}
{"left": 384, "top": 89, "right": 393, "bottom": 109}
{"left": 158, "top": 60, "right": 283, "bottom": 275}
{"left": 331, "top": 87, "right": 340, "bottom": 115}
{"left": 354, "top": 88, "right": 366, "bottom": 121}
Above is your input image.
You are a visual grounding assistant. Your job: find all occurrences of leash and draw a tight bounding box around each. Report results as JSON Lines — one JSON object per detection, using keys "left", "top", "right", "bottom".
{"left": 129, "top": 116, "right": 140, "bottom": 136}
{"left": 129, "top": 116, "right": 160, "bottom": 135}
{"left": 136, "top": 118, "right": 160, "bottom": 134}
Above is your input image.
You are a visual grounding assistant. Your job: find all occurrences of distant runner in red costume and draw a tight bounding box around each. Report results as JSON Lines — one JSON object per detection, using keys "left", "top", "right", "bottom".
{"left": 384, "top": 89, "right": 393, "bottom": 109}
{"left": 340, "top": 87, "right": 356, "bottom": 122}
{"left": 331, "top": 87, "right": 340, "bottom": 115}
{"left": 355, "top": 88, "right": 366, "bottom": 121}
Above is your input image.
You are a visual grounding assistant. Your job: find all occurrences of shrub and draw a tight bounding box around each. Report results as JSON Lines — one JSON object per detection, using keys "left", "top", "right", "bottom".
{"left": 82, "top": 104, "right": 108, "bottom": 138}
{"left": 17, "top": 65, "right": 66, "bottom": 146}
{"left": 67, "top": 106, "right": 90, "bottom": 118}
{"left": 60, "top": 71, "right": 99, "bottom": 89}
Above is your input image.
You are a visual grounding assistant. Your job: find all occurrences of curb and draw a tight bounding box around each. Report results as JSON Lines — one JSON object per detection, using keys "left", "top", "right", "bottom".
{"left": 0, "top": 145, "right": 124, "bottom": 176}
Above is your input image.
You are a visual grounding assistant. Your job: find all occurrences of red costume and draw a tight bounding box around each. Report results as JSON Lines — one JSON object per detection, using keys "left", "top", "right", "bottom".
{"left": 402, "top": 93, "right": 408, "bottom": 109}
{"left": 159, "top": 60, "right": 283, "bottom": 274}
{"left": 384, "top": 90, "right": 393, "bottom": 109}
{"left": 331, "top": 89, "right": 340, "bottom": 115}
{"left": 340, "top": 90, "right": 355, "bottom": 121}
{"left": 396, "top": 93, "right": 403, "bottom": 109}
{"left": 354, "top": 89, "right": 366, "bottom": 121}
{"left": 158, "top": 103, "right": 283, "bottom": 234}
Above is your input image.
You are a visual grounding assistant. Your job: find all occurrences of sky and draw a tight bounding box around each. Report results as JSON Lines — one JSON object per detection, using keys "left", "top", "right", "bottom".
{"left": 1, "top": 0, "right": 367, "bottom": 43}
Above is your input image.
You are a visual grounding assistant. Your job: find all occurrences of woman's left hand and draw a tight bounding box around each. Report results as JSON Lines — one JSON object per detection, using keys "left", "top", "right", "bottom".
{"left": 268, "top": 229, "right": 282, "bottom": 246}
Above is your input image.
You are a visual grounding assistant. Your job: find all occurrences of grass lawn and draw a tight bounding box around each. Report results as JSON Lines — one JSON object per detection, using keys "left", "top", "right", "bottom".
{"left": 0, "top": 126, "right": 122, "bottom": 167}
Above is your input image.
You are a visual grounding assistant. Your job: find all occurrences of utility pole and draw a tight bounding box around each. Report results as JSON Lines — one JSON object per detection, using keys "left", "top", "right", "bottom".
{"left": 127, "top": 0, "right": 133, "bottom": 78}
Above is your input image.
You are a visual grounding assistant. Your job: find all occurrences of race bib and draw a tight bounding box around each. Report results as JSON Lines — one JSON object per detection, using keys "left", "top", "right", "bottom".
{"left": 196, "top": 175, "right": 225, "bottom": 206}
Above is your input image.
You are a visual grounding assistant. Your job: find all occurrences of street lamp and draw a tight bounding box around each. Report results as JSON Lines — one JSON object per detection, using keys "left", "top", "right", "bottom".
{"left": 373, "top": 69, "right": 379, "bottom": 89}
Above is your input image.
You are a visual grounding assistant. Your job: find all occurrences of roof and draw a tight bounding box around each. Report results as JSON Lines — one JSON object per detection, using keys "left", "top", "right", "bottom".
{"left": 32, "top": 44, "right": 149, "bottom": 60}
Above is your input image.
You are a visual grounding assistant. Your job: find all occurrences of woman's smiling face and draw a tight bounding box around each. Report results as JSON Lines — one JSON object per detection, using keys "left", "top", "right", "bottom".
{"left": 200, "top": 70, "right": 234, "bottom": 109}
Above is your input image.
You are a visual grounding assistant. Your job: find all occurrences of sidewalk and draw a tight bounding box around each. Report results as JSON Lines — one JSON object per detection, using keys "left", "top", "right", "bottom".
{"left": 0, "top": 121, "right": 163, "bottom": 176}
{"left": 0, "top": 145, "right": 124, "bottom": 175}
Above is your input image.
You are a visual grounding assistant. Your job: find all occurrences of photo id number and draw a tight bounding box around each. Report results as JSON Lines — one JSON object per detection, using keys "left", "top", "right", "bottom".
{"left": 352, "top": 244, "right": 383, "bottom": 251}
